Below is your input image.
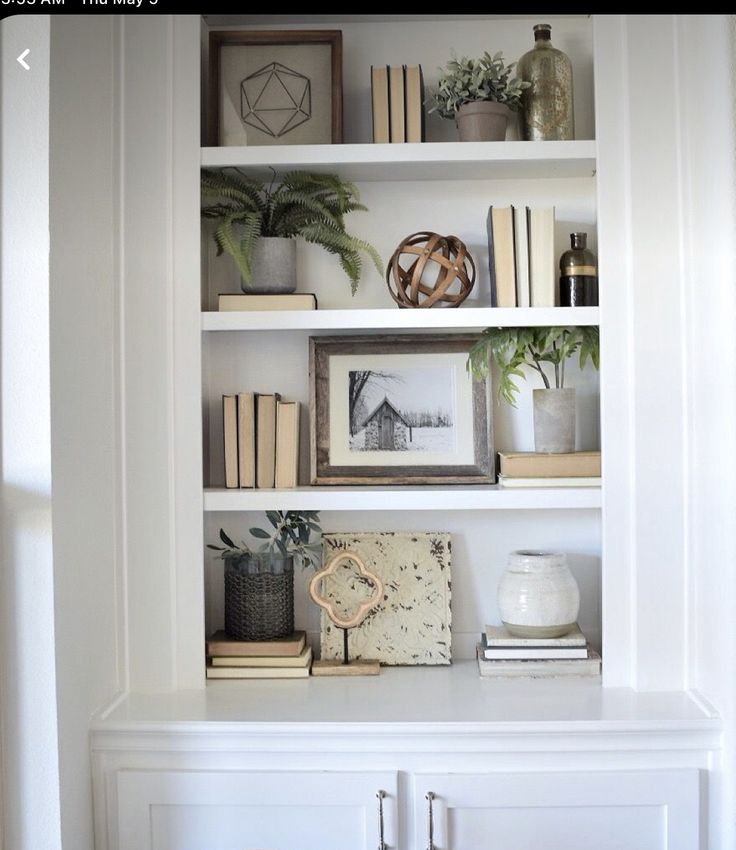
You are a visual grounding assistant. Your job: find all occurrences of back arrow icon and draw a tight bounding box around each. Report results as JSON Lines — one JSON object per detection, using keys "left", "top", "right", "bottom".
{"left": 17, "top": 49, "right": 30, "bottom": 70}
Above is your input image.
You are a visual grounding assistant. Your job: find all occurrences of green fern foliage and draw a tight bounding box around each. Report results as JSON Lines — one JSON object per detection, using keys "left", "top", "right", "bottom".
{"left": 467, "top": 326, "right": 600, "bottom": 406}
{"left": 201, "top": 168, "right": 382, "bottom": 294}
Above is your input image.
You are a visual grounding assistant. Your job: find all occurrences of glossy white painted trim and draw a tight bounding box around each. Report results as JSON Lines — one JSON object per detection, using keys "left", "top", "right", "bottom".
{"left": 203, "top": 485, "right": 602, "bottom": 511}
{"left": 202, "top": 306, "right": 600, "bottom": 331}
{"left": 201, "top": 140, "right": 597, "bottom": 182}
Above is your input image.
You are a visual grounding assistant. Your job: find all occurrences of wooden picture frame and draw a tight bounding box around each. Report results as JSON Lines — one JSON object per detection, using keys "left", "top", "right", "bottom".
{"left": 207, "top": 30, "right": 343, "bottom": 147}
{"left": 310, "top": 335, "right": 493, "bottom": 485}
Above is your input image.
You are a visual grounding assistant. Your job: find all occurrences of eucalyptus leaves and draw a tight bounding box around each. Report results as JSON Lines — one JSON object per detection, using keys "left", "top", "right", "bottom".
{"left": 208, "top": 511, "right": 322, "bottom": 570}
{"left": 468, "top": 326, "right": 600, "bottom": 406}
{"left": 430, "top": 52, "right": 530, "bottom": 120}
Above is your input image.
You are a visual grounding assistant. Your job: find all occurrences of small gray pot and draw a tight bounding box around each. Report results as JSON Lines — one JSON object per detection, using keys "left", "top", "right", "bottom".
{"left": 455, "top": 101, "right": 511, "bottom": 142}
{"left": 244, "top": 236, "right": 297, "bottom": 293}
{"left": 533, "top": 388, "right": 576, "bottom": 453}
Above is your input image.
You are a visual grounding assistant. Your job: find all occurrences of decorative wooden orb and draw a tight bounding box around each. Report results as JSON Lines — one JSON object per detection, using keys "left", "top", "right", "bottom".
{"left": 386, "top": 231, "right": 476, "bottom": 308}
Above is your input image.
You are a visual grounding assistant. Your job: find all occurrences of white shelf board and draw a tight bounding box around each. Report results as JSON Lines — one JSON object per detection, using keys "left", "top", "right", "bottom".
{"left": 203, "top": 486, "right": 602, "bottom": 512}
{"left": 202, "top": 306, "right": 600, "bottom": 332}
{"left": 93, "top": 662, "right": 718, "bottom": 730}
{"left": 201, "top": 140, "right": 597, "bottom": 182}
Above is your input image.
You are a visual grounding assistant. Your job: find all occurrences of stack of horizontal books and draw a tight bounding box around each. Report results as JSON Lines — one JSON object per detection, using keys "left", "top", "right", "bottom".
{"left": 477, "top": 624, "right": 601, "bottom": 678}
{"left": 218, "top": 293, "right": 317, "bottom": 311}
{"left": 206, "top": 630, "right": 312, "bottom": 679}
{"left": 497, "top": 450, "right": 601, "bottom": 488}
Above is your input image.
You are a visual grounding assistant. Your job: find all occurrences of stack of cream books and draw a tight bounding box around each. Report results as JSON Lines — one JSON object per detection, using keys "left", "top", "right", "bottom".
{"left": 206, "top": 630, "right": 312, "bottom": 679}
{"left": 497, "top": 451, "right": 601, "bottom": 488}
{"left": 477, "top": 623, "right": 601, "bottom": 678}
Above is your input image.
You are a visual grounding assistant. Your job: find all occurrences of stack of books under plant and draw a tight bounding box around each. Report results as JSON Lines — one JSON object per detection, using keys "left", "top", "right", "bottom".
{"left": 206, "top": 512, "right": 321, "bottom": 679}
{"left": 206, "top": 629, "right": 312, "bottom": 680}
{"left": 497, "top": 449, "right": 601, "bottom": 488}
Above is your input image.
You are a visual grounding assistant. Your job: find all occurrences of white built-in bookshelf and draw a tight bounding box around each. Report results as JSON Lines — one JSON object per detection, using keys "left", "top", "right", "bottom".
{"left": 199, "top": 13, "right": 602, "bottom": 681}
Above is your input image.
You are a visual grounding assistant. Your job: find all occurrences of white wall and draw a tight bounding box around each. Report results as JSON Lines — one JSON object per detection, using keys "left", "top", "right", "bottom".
{"left": 49, "top": 16, "right": 122, "bottom": 850}
{"left": 679, "top": 15, "right": 736, "bottom": 850}
{"left": 0, "top": 14, "right": 63, "bottom": 850}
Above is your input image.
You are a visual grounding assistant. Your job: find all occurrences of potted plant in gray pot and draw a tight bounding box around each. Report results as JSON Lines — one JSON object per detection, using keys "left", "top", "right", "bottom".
{"left": 429, "top": 52, "right": 530, "bottom": 142}
{"left": 201, "top": 169, "right": 383, "bottom": 295}
{"left": 208, "top": 511, "right": 321, "bottom": 641}
{"left": 468, "top": 326, "right": 600, "bottom": 453}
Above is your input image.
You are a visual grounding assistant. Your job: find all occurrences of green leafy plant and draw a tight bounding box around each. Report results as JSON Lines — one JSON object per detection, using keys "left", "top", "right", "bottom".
{"left": 468, "top": 327, "right": 600, "bottom": 406}
{"left": 429, "top": 52, "right": 530, "bottom": 120}
{"left": 201, "top": 168, "right": 382, "bottom": 295}
{"left": 207, "top": 511, "right": 322, "bottom": 569}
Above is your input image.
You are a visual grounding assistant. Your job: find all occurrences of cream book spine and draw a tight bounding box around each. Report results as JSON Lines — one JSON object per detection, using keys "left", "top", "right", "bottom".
{"left": 222, "top": 394, "right": 238, "bottom": 489}
{"left": 206, "top": 665, "right": 310, "bottom": 679}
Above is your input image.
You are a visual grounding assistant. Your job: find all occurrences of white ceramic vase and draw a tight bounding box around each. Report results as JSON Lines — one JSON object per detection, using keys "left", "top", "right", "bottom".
{"left": 497, "top": 549, "right": 580, "bottom": 638}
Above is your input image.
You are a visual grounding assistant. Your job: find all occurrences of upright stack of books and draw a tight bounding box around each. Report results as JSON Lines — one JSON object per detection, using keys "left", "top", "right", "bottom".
{"left": 477, "top": 624, "right": 601, "bottom": 678}
{"left": 487, "top": 205, "right": 556, "bottom": 307}
{"left": 222, "top": 392, "right": 301, "bottom": 489}
{"left": 206, "top": 630, "right": 312, "bottom": 679}
{"left": 371, "top": 65, "right": 425, "bottom": 143}
{"left": 497, "top": 451, "right": 601, "bottom": 488}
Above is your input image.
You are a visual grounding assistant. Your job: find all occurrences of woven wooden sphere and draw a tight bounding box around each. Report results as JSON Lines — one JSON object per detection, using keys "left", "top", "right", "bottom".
{"left": 386, "top": 231, "right": 476, "bottom": 308}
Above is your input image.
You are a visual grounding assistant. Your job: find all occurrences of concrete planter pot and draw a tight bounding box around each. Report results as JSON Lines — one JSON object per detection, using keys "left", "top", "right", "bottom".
{"left": 497, "top": 549, "right": 580, "bottom": 638}
{"left": 533, "top": 387, "right": 576, "bottom": 453}
{"left": 455, "top": 101, "right": 511, "bottom": 142}
{"left": 244, "top": 236, "right": 297, "bottom": 294}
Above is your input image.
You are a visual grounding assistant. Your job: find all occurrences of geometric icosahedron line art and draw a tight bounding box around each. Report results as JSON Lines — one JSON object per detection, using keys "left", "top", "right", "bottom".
{"left": 240, "top": 61, "right": 312, "bottom": 138}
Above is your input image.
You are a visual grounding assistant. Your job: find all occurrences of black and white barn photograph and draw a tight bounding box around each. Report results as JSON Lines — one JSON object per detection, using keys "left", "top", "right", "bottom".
{"left": 311, "top": 335, "right": 494, "bottom": 485}
{"left": 348, "top": 367, "right": 455, "bottom": 453}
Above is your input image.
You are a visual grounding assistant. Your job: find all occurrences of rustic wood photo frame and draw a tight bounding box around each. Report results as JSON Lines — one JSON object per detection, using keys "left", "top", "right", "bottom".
{"left": 310, "top": 334, "right": 493, "bottom": 485}
{"left": 207, "top": 30, "right": 342, "bottom": 147}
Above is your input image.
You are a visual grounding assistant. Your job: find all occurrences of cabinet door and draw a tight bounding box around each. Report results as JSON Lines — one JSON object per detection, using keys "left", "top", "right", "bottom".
{"left": 116, "top": 769, "right": 397, "bottom": 850}
{"left": 413, "top": 769, "right": 701, "bottom": 850}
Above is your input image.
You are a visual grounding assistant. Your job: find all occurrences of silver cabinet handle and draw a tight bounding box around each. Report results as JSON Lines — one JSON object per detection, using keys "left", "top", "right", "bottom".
{"left": 426, "top": 791, "right": 436, "bottom": 850}
{"left": 377, "top": 790, "right": 387, "bottom": 850}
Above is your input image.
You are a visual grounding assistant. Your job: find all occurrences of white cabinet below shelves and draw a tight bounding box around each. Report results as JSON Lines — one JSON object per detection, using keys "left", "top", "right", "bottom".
{"left": 413, "top": 770, "right": 701, "bottom": 850}
{"left": 116, "top": 769, "right": 398, "bottom": 850}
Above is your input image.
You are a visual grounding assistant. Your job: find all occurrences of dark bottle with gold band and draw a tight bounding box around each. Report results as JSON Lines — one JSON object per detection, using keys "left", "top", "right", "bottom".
{"left": 559, "top": 232, "right": 598, "bottom": 306}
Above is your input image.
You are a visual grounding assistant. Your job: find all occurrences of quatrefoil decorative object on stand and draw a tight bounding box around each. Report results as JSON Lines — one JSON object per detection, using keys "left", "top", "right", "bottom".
{"left": 309, "top": 551, "right": 384, "bottom": 676}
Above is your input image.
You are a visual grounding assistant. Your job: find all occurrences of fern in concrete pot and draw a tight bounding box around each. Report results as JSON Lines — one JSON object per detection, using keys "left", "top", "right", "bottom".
{"left": 201, "top": 168, "right": 382, "bottom": 295}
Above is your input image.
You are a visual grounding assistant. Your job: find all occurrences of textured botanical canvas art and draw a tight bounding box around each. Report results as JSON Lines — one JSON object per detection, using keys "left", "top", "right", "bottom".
{"left": 319, "top": 532, "right": 452, "bottom": 665}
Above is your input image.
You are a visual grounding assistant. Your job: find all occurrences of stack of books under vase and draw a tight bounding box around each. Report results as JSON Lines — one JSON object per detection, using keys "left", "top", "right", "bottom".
{"left": 477, "top": 623, "right": 601, "bottom": 679}
{"left": 206, "top": 630, "right": 312, "bottom": 679}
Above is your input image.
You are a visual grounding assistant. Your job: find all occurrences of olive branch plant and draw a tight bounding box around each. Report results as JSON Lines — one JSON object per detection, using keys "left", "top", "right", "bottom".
{"left": 467, "top": 326, "right": 600, "bottom": 406}
{"left": 207, "top": 511, "right": 322, "bottom": 570}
